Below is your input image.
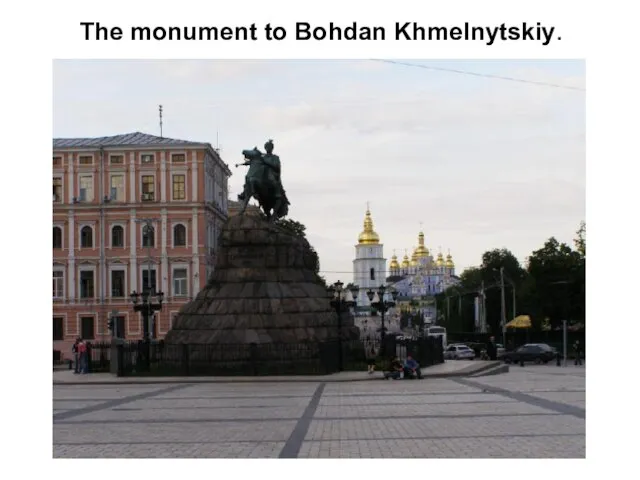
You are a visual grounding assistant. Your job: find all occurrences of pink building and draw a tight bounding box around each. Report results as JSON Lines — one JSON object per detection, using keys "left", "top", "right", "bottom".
{"left": 52, "top": 132, "right": 231, "bottom": 358}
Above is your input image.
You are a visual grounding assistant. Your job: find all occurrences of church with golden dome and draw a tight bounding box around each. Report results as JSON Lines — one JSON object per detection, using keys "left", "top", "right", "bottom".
{"left": 352, "top": 206, "right": 460, "bottom": 321}
{"left": 352, "top": 205, "right": 387, "bottom": 308}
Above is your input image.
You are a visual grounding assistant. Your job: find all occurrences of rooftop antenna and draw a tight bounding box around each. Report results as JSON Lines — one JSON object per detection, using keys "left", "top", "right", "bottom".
{"left": 159, "top": 105, "right": 163, "bottom": 138}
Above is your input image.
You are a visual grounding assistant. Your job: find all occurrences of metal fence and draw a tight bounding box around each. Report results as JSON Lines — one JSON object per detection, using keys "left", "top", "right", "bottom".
{"left": 112, "top": 337, "right": 444, "bottom": 377}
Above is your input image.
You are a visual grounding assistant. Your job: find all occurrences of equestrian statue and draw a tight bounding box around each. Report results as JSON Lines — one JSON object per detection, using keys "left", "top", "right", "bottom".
{"left": 236, "top": 139, "right": 290, "bottom": 222}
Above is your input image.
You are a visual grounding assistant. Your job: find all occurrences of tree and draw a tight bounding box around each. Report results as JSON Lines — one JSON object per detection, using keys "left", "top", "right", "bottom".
{"left": 276, "top": 218, "right": 307, "bottom": 238}
{"left": 526, "top": 237, "right": 583, "bottom": 329}
{"left": 574, "top": 221, "right": 586, "bottom": 258}
{"left": 479, "top": 249, "right": 525, "bottom": 334}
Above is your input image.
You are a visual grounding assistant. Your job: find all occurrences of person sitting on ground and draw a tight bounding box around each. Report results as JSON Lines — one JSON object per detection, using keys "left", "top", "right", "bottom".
{"left": 384, "top": 356, "right": 404, "bottom": 380}
{"left": 403, "top": 355, "right": 422, "bottom": 379}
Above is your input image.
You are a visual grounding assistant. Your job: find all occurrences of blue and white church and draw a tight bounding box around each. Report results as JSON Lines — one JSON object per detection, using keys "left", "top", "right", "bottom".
{"left": 352, "top": 206, "right": 460, "bottom": 323}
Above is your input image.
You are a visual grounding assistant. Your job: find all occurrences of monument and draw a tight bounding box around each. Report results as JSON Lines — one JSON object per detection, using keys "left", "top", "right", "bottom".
{"left": 163, "top": 140, "right": 362, "bottom": 374}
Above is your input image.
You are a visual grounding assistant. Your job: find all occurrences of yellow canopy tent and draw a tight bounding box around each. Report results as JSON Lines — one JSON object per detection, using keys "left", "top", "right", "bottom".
{"left": 505, "top": 315, "right": 531, "bottom": 329}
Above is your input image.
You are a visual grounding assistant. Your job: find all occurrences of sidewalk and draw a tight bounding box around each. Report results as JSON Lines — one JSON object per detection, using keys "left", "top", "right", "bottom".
{"left": 53, "top": 360, "right": 502, "bottom": 385}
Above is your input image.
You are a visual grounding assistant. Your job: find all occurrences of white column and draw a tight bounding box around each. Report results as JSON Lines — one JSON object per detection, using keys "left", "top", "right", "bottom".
{"left": 160, "top": 152, "right": 167, "bottom": 203}
{"left": 129, "top": 209, "right": 137, "bottom": 292}
{"left": 67, "top": 153, "right": 74, "bottom": 202}
{"left": 128, "top": 152, "right": 136, "bottom": 203}
{"left": 192, "top": 207, "right": 200, "bottom": 296}
{"left": 68, "top": 210, "right": 75, "bottom": 302}
{"left": 161, "top": 209, "right": 169, "bottom": 296}
{"left": 191, "top": 150, "right": 198, "bottom": 201}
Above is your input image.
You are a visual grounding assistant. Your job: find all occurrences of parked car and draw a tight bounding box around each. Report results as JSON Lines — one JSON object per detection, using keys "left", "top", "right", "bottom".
{"left": 444, "top": 344, "right": 475, "bottom": 360}
{"left": 496, "top": 343, "right": 506, "bottom": 359}
{"left": 502, "top": 343, "right": 557, "bottom": 364}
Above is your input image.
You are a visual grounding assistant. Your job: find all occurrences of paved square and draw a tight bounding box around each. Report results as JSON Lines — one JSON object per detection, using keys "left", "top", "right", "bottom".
{"left": 53, "top": 366, "right": 585, "bottom": 458}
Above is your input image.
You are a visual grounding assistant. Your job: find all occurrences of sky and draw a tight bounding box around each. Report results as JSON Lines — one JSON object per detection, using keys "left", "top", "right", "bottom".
{"left": 52, "top": 59, "right": 585, "bottom": 285}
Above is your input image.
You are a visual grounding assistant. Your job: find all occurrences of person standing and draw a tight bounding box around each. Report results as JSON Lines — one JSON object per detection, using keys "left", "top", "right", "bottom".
{"left": 573, "top": 340, "right": 583, "bottom": 366}
{"left": 77, "top": 339, "right": 88, "bottom": 374}
{"left": 486, "top": 336, "right": 498, "bottom": 361}
{"left": 365, "top": 343, "right": 377, "bottom": 374}
{"left": 72, "top": 337, "right": 80, "bottom": 374}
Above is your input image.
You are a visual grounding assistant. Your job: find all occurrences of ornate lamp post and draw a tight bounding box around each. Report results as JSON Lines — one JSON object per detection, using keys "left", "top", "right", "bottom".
{"left": 367, "top": 285, "right": 398, "bottom": 350}
{"left": 327, "top": 281, "right": 359, "bottom": 371}
{"left": 130, "top": 289, "right": 164, "bottom": 341}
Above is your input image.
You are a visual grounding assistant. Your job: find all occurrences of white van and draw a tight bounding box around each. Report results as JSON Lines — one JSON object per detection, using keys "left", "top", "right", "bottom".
{"left": 425, "top": 326, "right": 447, "bottom": 348}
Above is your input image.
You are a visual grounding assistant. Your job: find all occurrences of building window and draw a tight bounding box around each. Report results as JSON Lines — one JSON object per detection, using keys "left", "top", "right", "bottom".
{"left": 111, "top": 270, "right": 125, "bottom": 297}
{"left": 173, "top": 224, "right": 186, "bottom": 247}
{"left": 80, "top": 226, "right": 93, "bottom": 248}
{"left": 172, "top": 153, "right": 186, "bottom": 163}
{"left": 172, "top": 174, "right": 186, "bottom": 200}
{"left": 141, "top": 175, "right": 155, "bottom": 201}
{"left": 173, "top": 268, "right": 188, "bottom": 296}
{"left": 79, "top": 155, "right": 92, "bottom": 165}
{"left": 79, "top": 271, "right": 94, "bottom": 298}
{"left": 114, "top": 316, "right": 126, "bottom": 339}
{"left": 53, "top": 156, "right": 62, "bottom": 167}
{"left": 141, "top": 154, "right": 154, "bottom": 164}
{"left": 142, "top": 269, "right": 157, "bottom": 294}
{"left": 79, "top": 175, "right": 93, "bottom": 201}
{"left": 53, "top": 177, "right": 62, "bottom": 202}
{"left": 142, "top": 225, "right": 155, "bottom": 247}
{"left": 110, "top": 175, "right": 124, "bottom": 201}
{"left": 111, "top": 225, "right": 124, "bottom": 247}
{"left": 53, "top": 317, "right": 64, "bottom": 341}
{"left": 53, "top": 271, "right": 64, "bottom": 298}
{"left": 81, "top": 316, "right": 95, "bottom": 340}
{"left": 53, "top": 227, "right": 62, "bottom": 249}
{"left": 110, "top": 154, "right": 124, "bottom": 165}
{"left": 370, "top": 268, "right": 375, "bottom": 281}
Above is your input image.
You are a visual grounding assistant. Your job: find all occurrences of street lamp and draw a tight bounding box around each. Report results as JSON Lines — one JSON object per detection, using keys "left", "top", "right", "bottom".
{"left": 367, "top": 285, "right": 398, "bottom": 352}
{"left": 327, "top": 281, "right": 358, "bottom": 371}
{"left": 130, "top": 289, "right": 164, "bottom": 341}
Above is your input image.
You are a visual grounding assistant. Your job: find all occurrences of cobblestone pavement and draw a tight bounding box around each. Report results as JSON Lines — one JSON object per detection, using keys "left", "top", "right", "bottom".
{"left": 53, "top": 366, "right": 585, "bottom": 458}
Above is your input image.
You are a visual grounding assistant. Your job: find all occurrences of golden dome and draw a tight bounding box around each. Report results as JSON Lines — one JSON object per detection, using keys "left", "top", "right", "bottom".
{"left": 401, "top": 251, "right": 410, "bottom": 268}
{"left": 436, "top": 251, "right": 445, "bottom": 267}
{"left": 357, "top": 206, "right": 380, "bottom": 245}
{"left": 414, "top": 231, "right": 430, "bottom": 258}
{"left": 389, "top": 251, "right": 400, "bottom": 270}
{"left": 445, "top": 250, "right": 455, "bottom": 268}
{"left": 410, "top": 247, "right": 418, "bottom": 267}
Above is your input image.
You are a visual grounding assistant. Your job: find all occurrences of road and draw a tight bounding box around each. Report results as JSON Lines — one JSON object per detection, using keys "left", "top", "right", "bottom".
{"left": 53, "top": 365, "right": 585, "bottom": 458}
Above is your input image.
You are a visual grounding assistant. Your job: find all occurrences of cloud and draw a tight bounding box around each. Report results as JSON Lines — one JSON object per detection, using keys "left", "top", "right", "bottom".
{"left": 53, "top": 59, "right": 585, "bottom": 284}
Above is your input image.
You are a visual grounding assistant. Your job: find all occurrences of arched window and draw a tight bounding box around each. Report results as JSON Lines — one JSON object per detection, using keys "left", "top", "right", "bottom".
{"left": 142, "top": 225, "right": 155, "bottom": 247}
{"left": 53, "top": 227, "right": 62, "bottom": 249}
{"left": 173, "top": 224, "right": 186, "bottom": 247}
{"left": 111, "top": 225, "right": 124, "bottom": 248}
{"left": 370, "top": 268, "right": 375, "bottom": 281}
{"left": 80, "top": 226, "right": 93, "bottom": 248}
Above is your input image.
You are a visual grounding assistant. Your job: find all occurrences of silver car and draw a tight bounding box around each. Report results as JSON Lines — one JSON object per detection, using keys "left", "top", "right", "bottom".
{"left": 444, "top": 344, "right": 475, "bottom": 360}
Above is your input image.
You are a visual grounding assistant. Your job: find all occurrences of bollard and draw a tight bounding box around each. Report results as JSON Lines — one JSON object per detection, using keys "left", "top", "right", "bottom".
{"left": 556, "top": 352, "right": 561, "bottom": 367}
